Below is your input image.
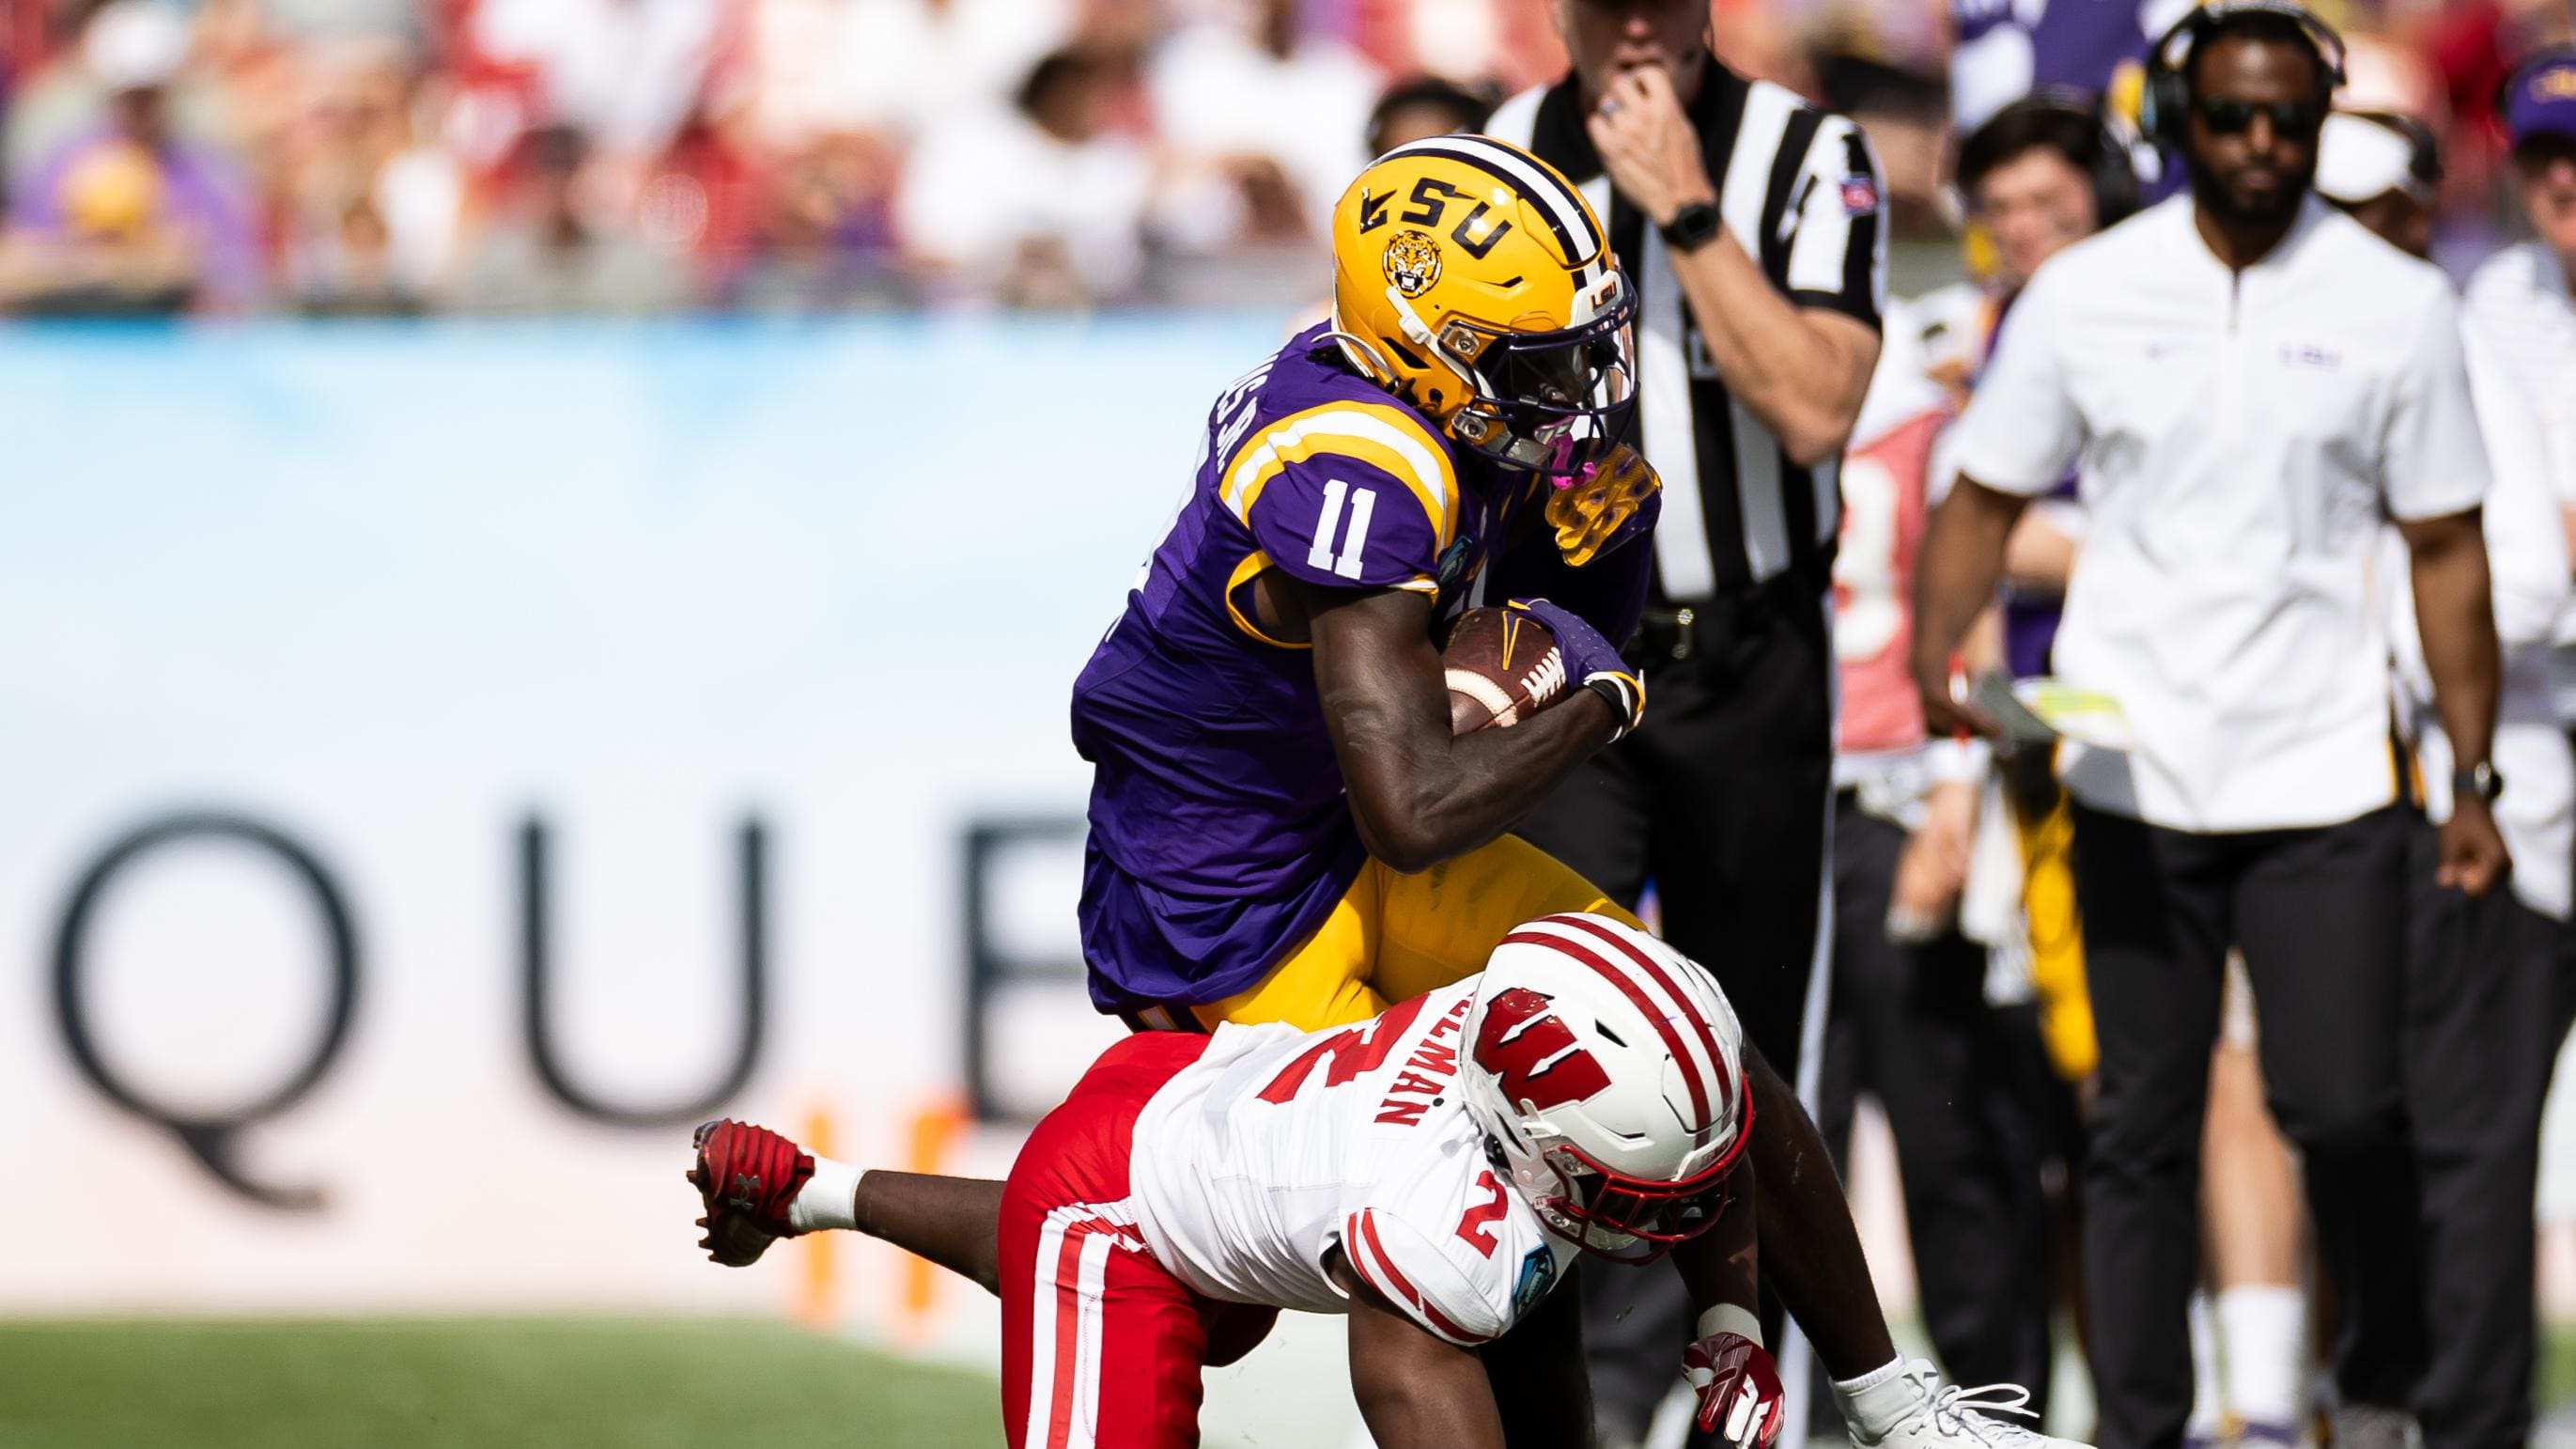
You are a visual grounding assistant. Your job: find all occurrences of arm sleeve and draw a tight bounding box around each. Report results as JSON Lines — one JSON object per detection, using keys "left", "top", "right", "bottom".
{"left": 2462, "top": 321, "right": 2570, "bottom": 648}
{"left": 1241, "top": 452, "right": 1450, "bottom": 593}
{"left": 2382, "top": 286, "right": 2492, "bottom": 523}
{"left": 1948, "top": 272, "right": 2085, "bottom": 496}
{"left": 1782, "top": 114, "right": 1888, "bottom": 332}
{"left": 1331, "top": 1208, "right": 1513, "bottom": 1348}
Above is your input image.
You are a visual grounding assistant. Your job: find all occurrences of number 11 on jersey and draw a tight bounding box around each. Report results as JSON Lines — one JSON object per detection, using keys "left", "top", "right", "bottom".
{"left": 1309, "top": 479, "right": 1377, "bottom": 581}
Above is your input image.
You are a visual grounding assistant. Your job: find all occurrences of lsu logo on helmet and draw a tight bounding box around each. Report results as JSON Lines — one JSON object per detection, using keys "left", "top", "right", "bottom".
{"left": 1327, "top": 135, "right": 1637, "bottom": 477}
{"left": 1382, "top": 230, "right": 1442, "bottom": 299}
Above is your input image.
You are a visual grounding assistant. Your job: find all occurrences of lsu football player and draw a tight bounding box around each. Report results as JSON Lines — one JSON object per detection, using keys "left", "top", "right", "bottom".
{"left": 1069, "top": 132, "right": 1661, "bottom": 1037}
{"left": 1064, "top": 136, "right": 1937, "bottom": 1438}
{"left": 692, "top": 916, "right": 2084, "bottom": 1449}
{"left": 692, "top": 137, "right": 2085, "bottom": 1449}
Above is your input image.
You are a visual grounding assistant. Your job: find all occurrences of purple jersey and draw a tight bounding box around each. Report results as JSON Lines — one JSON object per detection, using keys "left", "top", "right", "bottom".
{"left": 1951, "top": 0, "right": 2150, "bottom": 122}
{"left": 1072, "top": 326, "right": 1531, "bottom": 1014}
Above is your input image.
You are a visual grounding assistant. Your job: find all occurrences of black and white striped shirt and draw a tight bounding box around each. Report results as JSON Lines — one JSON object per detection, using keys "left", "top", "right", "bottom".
{"left": 1486, "top": 68, "right": 1888, "bottom": 600}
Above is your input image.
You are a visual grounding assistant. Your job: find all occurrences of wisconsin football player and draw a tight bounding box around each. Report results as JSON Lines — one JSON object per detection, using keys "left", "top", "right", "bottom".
{"left": 694, "top": 917, "right": 2083, "bottom": 1449}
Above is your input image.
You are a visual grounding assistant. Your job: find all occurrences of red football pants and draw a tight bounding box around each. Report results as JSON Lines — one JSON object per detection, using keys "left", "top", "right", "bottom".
{"left": 1001, "top": 1031, "right": 1221, "bottom": 1449}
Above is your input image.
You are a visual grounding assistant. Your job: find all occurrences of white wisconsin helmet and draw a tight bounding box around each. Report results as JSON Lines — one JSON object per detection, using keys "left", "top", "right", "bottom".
{"left": 1460, "top": 912, "right": 1753, "bottom": 1264}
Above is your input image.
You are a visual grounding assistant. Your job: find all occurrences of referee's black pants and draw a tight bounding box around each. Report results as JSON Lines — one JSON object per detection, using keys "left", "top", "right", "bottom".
{"left": 1806, "top": 795, "right": 2056, "bottom": 1425}
{"left": 2402, "top": 817, "right": 2565, "bottom": 1449}
{"left": 1513, "top": 577, "right": 1834, "bottom": 1443}
{"left": 2072, "top": 802, "right": 2424, "bottom": 1449}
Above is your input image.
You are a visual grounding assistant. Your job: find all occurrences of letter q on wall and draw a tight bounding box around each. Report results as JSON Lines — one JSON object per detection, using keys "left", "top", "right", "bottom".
{"left": 50, "top": 811, "right": 361, "bottom": 1210}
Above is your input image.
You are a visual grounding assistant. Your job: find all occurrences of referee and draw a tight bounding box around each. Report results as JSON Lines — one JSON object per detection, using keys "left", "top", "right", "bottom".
{"left": 1484, "top": 2, "right": 1886, "bottom": 1441}
{"left": 1913, "top": 6, "right": 2506, "bottom": 1446}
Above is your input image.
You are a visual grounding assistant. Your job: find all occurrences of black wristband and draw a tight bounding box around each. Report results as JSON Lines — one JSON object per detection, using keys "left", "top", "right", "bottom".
{"left": 2453, "top": 761, "right": 2504, "bottom": 802}
{"left": 1658, "top": 201, "right": 1722, "bottom": 253}
{"left": 1583, "top": 675, "right": 1640, "bottom": 741}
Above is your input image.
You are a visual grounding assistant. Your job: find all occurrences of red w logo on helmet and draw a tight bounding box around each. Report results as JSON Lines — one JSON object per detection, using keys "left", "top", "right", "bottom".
{"left": 1473, "top": 988, "right": 1611, "bottom": 1110}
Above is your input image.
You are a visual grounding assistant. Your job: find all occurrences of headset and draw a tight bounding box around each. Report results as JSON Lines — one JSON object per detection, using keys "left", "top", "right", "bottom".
{"left": 1959, "top": 86, "right": 2145, "bottom": 228}
{"left": 2140, "top": 0, "right": 2349, "bottom": 149}
{"left": 2355, "top": 109, "right": 2444, "bottom": 198}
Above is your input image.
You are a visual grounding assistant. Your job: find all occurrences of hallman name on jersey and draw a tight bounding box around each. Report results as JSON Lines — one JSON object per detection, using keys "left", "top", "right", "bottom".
{"left": 1374, "top": 994, "right": 1473, "bottom": 1128}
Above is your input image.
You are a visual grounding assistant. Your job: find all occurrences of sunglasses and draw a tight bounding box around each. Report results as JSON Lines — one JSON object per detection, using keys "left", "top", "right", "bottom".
{"left": 2194, "top": 98, "right": 2322, "bottom": 136}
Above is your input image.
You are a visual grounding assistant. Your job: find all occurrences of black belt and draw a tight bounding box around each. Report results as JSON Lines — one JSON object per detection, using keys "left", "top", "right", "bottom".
{"left": 1121, "top": 1003, "right": 1209, "bottom": 1035}
{"left": 1633, "top": 568, "right": 1823, "bottom": 662}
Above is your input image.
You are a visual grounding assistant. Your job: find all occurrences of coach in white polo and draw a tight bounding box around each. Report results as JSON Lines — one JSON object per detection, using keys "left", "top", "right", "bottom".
{"left": 1911, "top": 5, "right": 2506, "bottom": 1448}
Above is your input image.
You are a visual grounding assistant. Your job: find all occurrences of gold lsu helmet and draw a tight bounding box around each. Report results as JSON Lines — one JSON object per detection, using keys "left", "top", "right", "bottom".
{"left": 1328, "top": 135, "right": 1636, "bottom": 476}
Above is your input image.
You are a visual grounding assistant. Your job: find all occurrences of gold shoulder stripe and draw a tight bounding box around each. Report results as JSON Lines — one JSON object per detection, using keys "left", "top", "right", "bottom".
{"left": 1221, "top": 402, "right": 1460, "bottom": 551}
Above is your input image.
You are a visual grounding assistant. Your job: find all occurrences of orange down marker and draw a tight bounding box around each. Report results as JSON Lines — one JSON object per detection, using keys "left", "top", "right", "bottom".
{"left": 796, "top": 1105, "right": 837, "bottom": 1329}
{"left": 892, "top": 1094, "right": 970, "bottom": 1345}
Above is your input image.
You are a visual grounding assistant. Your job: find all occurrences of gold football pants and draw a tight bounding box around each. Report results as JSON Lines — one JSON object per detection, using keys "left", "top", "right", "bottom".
{"left": 1180, "top": 834, "right": 1640, "bottom": 1031}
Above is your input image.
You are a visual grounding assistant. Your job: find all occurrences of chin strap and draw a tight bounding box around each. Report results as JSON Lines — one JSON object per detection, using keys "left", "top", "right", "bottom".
{"left": 1386, "top": 283, "right": 1489, "bottom": 409}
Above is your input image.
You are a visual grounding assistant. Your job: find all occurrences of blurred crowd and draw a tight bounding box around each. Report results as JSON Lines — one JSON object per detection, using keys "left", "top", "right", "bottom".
{"left": 0, "top": 0, "right": 2567, "bottom": 317}
{"left": 0, "top": 0, "right": 1520, "bottom": 315}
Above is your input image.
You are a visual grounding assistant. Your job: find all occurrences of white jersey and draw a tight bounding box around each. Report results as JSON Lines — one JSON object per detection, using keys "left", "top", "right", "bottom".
{"left": 1127, "top": 981, "right": 1580, "bottom": 1348}
{"left": 2463, "top": 242, "right": 2576, "bottom": 712}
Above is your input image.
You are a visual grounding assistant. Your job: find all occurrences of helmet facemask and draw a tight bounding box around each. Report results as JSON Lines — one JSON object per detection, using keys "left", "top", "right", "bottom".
{"left": 1435, "top": 282, "right": 1637, "bottom": 484}
{"left": 1522, "top": 1130, "right": 1740, "bottom": 1265}
{"left": 1482, "top": 1109, "right": 1747, "bottom": 1268}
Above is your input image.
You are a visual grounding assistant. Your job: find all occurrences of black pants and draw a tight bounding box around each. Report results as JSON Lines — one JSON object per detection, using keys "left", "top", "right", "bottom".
{"left": 1513, "top": 581, "right": 1834, "bottom": 1443}
{"left": 2072, "top": 802, "right": 2422, "bottom": 1449}
{"left": 1806, "top": 798, "right": 2056, "bottom": 1426}
{"left": 2403, "top": 818, "right": 2566, "bottom": 1449}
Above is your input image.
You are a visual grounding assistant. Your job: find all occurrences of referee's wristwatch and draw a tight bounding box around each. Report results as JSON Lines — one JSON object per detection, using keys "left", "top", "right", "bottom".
{"left": 2453, "top": 760, "right": 2505, "bottom": 804}
{"left": 1659, "top": 201, "right": 1722, "bottom": 254}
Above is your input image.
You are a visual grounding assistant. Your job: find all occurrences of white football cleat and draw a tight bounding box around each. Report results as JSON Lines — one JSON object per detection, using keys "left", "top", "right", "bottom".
{"left": 1841, "top": 1363, "right": 2088, "bottom": 1449}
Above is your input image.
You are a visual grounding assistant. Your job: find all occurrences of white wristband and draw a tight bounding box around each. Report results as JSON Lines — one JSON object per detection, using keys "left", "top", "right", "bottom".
{"left": 788, "top": 1157, "right": 863, "bottom": 1234}
{"left": 1696, "top": 1302, "right": 1762, "bottom": 1347}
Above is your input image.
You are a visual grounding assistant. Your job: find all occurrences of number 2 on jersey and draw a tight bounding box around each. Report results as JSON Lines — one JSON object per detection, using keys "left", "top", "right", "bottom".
{"left": 1256, "top": 993, "right": 1432, "bottom": 1103}
{"left": 1455, "top": 1170, "right": 1510, "bottom": 1256}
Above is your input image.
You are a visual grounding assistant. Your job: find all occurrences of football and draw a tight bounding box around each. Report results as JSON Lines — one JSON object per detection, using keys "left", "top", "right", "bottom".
{"left": 1443, "top": 606, "right": 1569, "bottom": 734}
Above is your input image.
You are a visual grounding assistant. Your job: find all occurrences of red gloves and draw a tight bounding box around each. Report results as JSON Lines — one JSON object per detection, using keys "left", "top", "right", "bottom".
{"left": 1684, "top": 1331, "right": 1787, "bottom": 1448}
{"left": 689, "top": 1118, "right": 816, "bottom": 1266}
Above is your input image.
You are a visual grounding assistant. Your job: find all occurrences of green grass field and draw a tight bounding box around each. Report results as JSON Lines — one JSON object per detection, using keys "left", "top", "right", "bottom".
{"left": 0, "top": 1318, "right": 1005, "bottom": 1449}
{"left": 8, "top": 1316, "right": 2576, "bottom": 1448}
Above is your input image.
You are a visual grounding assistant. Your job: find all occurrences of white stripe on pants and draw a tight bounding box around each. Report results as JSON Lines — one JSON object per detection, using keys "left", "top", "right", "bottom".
{"left": 1023, "top": 1205, "right": 1130, "bottom": 1449}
